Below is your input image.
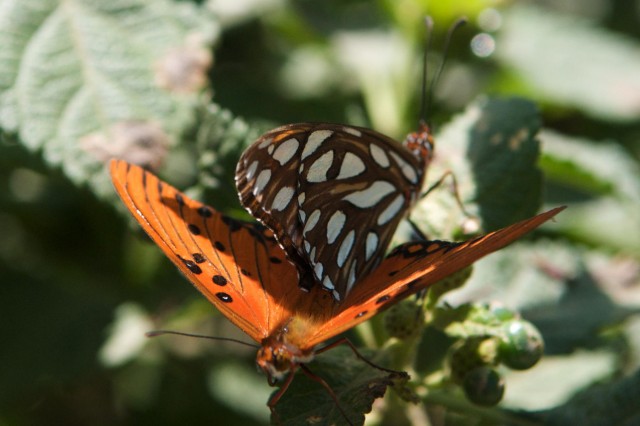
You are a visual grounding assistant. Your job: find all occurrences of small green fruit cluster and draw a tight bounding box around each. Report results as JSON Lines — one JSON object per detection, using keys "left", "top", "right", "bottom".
{"left": 383, "top": 267, "right": 474, "bottom": 340}
{"left": 447, "top": 304, "right": 544, "bottom": 406}
{"left": 383, "top": 298, "right": 423, "bottom": 339}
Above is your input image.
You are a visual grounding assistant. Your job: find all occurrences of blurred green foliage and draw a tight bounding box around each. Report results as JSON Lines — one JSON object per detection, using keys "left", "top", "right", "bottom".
{"left": 1, "top": 0, "right": 639, "bottom": 425}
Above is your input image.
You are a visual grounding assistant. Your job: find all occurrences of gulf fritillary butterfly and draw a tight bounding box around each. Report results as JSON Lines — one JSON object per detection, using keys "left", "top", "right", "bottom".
{"left": 110, "top": 159, "right": 563, "bottom": 421}
{"left": 236, "top": 123, "right": 433, "bottom": 301}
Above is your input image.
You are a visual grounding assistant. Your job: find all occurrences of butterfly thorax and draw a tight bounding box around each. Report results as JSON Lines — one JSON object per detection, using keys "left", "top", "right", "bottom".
{"left": 402, "top": 122, "right": 434, "bottom": 168}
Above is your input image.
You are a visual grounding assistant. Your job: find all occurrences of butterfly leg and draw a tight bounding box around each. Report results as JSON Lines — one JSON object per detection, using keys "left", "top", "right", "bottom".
{"left": 420, "top": 169, "right": 475, "bottom": 220}
{"left": 416, "top": 169, "right": 480, "bottom": 235}
{"left": 317, "top": 337, "right": 405, "bottom": 375}
{"left": 407, "top": 218, "right": 429, "bottom": 241}
{"left": 267, "top": 366, "right": 297, "bottom": 423}
{"left": 299, "top": 364, "right": 355, "bottom": 426}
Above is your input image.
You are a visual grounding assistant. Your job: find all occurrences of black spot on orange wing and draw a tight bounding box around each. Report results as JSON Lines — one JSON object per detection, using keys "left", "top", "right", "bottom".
{"left": 198, "top": 206, "right": 213, "bottom": 218}
{"left": 221, "top": 215, "right": 242, "bottom": 232}
{"left": 216, "top": 292, "right": 232, "bottom": 303}
{"left": 376, "top": 295, "right": 390, "bottom": 304}
{"left": 212, "top": 275, "right": 228, "bottom": 286}
{"left": 179, "top": 256, "right": 202, "bottom": 274}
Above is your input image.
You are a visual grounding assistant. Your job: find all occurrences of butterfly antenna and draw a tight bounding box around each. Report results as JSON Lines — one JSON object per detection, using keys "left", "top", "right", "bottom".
{"left": 424, "top": 17, "right": 468, "bottom": 124}
{"left": 146, "top": 330, "right": 259, "bottom": 349}
{"left": 418, "top": 16, "right": 434, "bottom": 126}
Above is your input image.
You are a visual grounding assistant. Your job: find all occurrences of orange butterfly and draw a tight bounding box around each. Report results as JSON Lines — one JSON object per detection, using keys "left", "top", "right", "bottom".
{"left": 110, "top": 159, "right": 563, "bottom": 422}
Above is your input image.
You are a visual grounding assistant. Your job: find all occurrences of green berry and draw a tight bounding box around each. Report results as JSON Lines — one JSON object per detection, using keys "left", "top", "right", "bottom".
{"left": 498, "top": 320, "right": 544, "bottom": 370}
{"left": 463, "top": 366, "right": 505, "bottom": 406}
{"left": 383, "top": 299, "right": 423, "bottom": 339}
{"left": 489, "top": 303, "right": 518, "bottom": 322}
{"left": 448, "top": 337, "right": 499, "bottom": 384}
{"left": 428, "top": 266, "right": 473, "bottom": 301}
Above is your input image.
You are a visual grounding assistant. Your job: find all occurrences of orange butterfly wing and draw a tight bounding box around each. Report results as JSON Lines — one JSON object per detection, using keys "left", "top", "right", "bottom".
{"left": 303, "top": 206, "right": 565, "bottom": 347}
{"left": 111, "top": 159, "right": 564, "bottom": 355}
{"left": 110, "top": 159, "right": 307, "bottom": 343}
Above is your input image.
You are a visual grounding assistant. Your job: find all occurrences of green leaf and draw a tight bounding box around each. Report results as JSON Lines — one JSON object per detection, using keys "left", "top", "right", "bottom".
{"left": 539, "top": 130, "right": 640, "bottom": 254}
{"left": 466, "top": 97, "right": 543, "bottom": 230}
{"left": 497, "top": 5, "right": 640, "bottom": 121}
{"left": 193, "top": 104, "right": 260, "bottom": 215}
{"left": 503, "top": 350, "right": 617, "bottom": 411}
{"left": 0, "top": 0, "right": 218, "bottom": 197}
{"left": 435, "top": 303, "right": 517, "bottom": 340}
{"left": 524, "top": 268, "right": 638, "bottom": 354}
{"left": 541, "top": 366, "right": 640, "bottom": 425}
{"left": 273, "top": 345, "right": 409, "bottom": 426}
{"left": 411, "top": 96, "right": 543, "bottom": 238}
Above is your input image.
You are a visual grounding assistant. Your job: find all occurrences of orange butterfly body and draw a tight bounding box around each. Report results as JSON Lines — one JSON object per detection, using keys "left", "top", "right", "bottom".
{"left": 111, "top": 159, "right": 563, "bottom": 412}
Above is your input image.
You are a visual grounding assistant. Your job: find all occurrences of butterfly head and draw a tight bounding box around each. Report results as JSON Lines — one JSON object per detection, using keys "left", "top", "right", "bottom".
{"left": 403, "top": 121, "right": 434, "bottom": 167}
{"left": 257, "top": 335, "right": 315, "bottom": 382}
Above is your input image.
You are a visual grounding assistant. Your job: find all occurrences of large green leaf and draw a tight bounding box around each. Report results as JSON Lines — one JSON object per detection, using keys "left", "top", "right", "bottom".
{"left": 541, "top": 367, "right": 640, "bottom": 425}
{"left": 273, "top": 345, "right": 409, "bottom": 426}
{"left": 0, "top": 0, "right": 218, "bottom": 196}
{"left": 540, "top": 130, "right": 640, "bottom": 254}
{"left": 497, "top": 5, "right": 640, "bottom": 121}
{"left": 193, "top": 104, "right": 260, "bottom": 216}
{"left": 410, "top": 96, "right": 543, "bottom": 239}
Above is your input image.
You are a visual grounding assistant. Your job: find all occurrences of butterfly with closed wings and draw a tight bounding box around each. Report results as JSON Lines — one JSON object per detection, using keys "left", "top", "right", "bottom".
{"left": 236, "top": 122, "right": 434, "bottom": 302}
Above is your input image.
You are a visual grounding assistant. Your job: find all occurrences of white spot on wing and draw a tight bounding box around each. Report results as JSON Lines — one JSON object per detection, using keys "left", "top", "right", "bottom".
{"left": 272, "top": 138, "right": 299, "bottom": 165}
{"left": 370, "top": 144, "right": 390, "bottom": 168}
{"left": 389, "top": 151, "right": 418, "bottom": 183}
{"left": 298, "top": 209, "right": 306, "bottom": 222}
{"left": 347, "top": 260, "right": 358, "bottom": 295}
{"left": 365, "top": 232, "right": 378, "bottom": 261}
{"left": 343, "top": 127, "right": 362, "bottom": 137}
{"left": 271, "top": 186, "right": 295, "bottom": 211}
{"left": 322, "top": 276, "right": 334, "bottom": 290}
{"left": 332, "top": 290, "right": 340, "bottom": 301}
{"left": 304, "top": 241, "right": 311, "bottom": 253}
{"left": 257, "top": 137, "right": 272, "bottom": 149}
{"left": 253, "top": 169, "right": 271, "bottom": 195}
{"left": 246, "top": 160, "right": 258, "bottom": 180}
{"left": 342, "top": 180, "right": 395, "bottom": 208}
{"left": 267, "top": 144, "right": 274, "bottom": 155}
{"left": 298, "top": 192, "right": 306, "bottom": 206}
{"left": 337, "top": 152, "right": 366, "bottom": 179}
{"left": 377, "top": 194, "right": 405, "bottom": 225}
{"left": 302, "top": 130, "right": 333, "bottom": 160}
{"left": 337, "top": 230, "right": 355, "bottom": 267}
{"left": 306, "top": 150, "right": 334, "bottom": 183}
{"left": 303, "top": 209, "right": 321, "bottom": 235}
{"left": 326, "top": 210, "right": 346, "bottom": 244}
{"left": 314, "top": 262, "right": 324, "bottom": 280}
